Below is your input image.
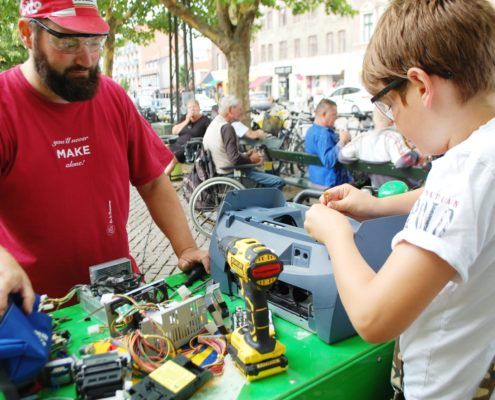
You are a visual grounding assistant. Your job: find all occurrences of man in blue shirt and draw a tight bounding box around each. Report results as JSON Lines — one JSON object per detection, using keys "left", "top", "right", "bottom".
{"left": 305, "top": 99, "right": 352, "bottom": 188}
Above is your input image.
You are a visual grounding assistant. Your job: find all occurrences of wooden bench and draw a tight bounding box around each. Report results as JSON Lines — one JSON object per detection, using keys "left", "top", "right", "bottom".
{"left": 264, "top": 148, "right": 428, "bottom": 189}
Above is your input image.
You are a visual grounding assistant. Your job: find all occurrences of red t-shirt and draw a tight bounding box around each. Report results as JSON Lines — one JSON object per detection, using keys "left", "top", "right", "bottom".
{"left": 0, "top": 67, "right": 173, "bottom": 297}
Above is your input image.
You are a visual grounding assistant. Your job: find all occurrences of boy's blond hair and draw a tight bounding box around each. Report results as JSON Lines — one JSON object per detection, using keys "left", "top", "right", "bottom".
{"left": 362, "top": 0, "right": 495, "bottom": 103}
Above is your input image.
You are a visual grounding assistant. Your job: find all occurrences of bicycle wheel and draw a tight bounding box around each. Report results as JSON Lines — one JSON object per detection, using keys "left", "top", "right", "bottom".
{"left": 189, "top": 177, "right": 245, "bottom": 238}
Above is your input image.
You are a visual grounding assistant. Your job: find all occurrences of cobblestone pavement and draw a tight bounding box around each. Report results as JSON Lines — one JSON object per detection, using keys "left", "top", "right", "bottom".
{"left": 127, "top": 179, "right": 210, "bottom": 283}
{"left": 127, "top": 176, "right": 301, "bottom": 282}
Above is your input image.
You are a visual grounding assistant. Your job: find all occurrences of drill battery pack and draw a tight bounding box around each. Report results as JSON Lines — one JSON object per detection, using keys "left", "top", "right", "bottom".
{"left": 228, "top": 327, "right": 288, "bottom": 381}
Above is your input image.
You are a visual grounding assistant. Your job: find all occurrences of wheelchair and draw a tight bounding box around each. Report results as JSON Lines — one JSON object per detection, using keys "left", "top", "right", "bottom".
{"left": 184, "top": 141, "right": 260, "bottom": 238}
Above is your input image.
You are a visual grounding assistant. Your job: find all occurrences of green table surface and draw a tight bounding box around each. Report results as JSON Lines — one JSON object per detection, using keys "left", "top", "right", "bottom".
{"left": 37, "top": 274, "right": 393, "bottom": 400}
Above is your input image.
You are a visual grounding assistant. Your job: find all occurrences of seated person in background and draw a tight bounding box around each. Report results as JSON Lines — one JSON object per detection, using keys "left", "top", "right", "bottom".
{"left": 232, "top": 121, "right": 268, "bottom": 140}
{"left": 203, "top": 96, "right": 284, "bottom": 190}
{"left": 305, "top": 99, "right": 352, "bottom": 189}
{"left": 165, "top": 100, "right": 211, "bottom": 175}
{"left": 338, "top": 108, "right": 420, "bottom": 188}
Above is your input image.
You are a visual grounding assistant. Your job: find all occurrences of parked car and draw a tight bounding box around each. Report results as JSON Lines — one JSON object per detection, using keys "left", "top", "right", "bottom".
{"left": 249, "top": 92, "right": 272, "bottom": 111}
{"left": 195, "top": 93, "right": 217, "bottom": 114}
{"left": 327, "top": 86, "right": 373, "bottom": 115}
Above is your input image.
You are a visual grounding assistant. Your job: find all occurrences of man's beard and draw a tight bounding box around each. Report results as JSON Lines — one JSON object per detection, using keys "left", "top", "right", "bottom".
{"left": 33, "top": 43, "right": 100, "bottom": 102}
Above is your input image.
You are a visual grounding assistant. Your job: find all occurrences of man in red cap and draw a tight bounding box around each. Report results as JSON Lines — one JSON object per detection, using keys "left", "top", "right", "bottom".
{"left": 0, "top": 0, "right": 209, "bottom": 315}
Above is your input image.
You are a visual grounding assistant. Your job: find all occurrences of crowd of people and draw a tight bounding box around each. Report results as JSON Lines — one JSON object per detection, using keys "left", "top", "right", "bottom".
{"left": 1, "top": 0, "right": 494, "bottom": 399}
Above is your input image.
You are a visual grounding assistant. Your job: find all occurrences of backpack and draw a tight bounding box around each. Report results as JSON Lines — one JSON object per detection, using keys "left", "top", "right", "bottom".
{"left": 182, "top": 145, "right": 215, "bottom": 207}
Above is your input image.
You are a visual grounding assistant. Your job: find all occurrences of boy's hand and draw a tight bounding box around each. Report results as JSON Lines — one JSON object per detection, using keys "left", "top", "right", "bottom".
{"left": 0, "top": 248, "right": 34, "bottom": 316}
{"left": 320, "top": 184, "right": 378, "bottom": 222}
{"left": 304, "top": 204, "right": 353, "bottom": 245}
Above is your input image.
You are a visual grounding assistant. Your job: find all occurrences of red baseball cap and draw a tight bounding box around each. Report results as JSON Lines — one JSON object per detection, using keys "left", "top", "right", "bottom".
{"left": 20, "top": 0, "right": 109, "bottom": 35}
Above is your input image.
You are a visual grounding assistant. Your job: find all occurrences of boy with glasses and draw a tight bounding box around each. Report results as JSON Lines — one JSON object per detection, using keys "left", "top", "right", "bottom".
{"left": 304, "top": 1, "right": 495, "bottom": 398}
{"left": 0, "top": 0, "right": 209, "bottom": 315}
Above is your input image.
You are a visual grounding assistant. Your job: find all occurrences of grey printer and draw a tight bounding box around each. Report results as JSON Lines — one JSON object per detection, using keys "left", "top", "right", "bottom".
{"left": 209, "top": 188, "right": 407, "bottom": 344}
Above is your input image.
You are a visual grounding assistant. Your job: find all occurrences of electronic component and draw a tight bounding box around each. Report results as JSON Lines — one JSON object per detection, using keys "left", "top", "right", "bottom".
{"left": 183, "top": 263, "right": 207, "bottom": 287}
{"left": 129, "top": 354, "right": 212, "bottom": 400}
{"left": 140, "top": 295, "right": 208, "bottom": 348}
{"left": 41, "top": 356, "right": 75, "bottom": 388}
{"left": 78, "top": 279, "right": 169, "bottom": 337}
{"left": 204, "top": 283, "right": 229, "bottom": 334}
{"left": 74, "top": 352, "right": 131, "bottom": 400}
{"left": 89, "top": 258, "right": 132, "bottom": 285}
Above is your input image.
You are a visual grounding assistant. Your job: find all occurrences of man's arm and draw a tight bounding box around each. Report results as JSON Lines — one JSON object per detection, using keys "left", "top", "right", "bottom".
{"left": 244, "top": 129, "right": 267, "bottom": 140}
{"left": 0, "top": 246, "right": 35, "bottom": 315}
{"left": 317, "top": 132, "right": 348, "bottom": 169}
{"left": 221, "top": 125, "right": 252, "bottom": 165}
{"left": 172, "top": 115, "right": 191, "bottom": 135}
{"left": 137, "top": 174, "right": 210, "bottom": 272}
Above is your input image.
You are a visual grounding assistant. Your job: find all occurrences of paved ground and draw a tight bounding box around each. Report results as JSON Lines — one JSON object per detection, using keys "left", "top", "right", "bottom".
{"left": 127, "top": 176, "right": 301, "bottom": 282}
{"left": 127, "top": 179, "right": 210, "bottom": 282}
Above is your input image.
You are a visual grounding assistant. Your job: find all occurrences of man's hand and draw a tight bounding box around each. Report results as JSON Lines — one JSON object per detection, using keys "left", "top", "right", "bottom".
{"left": 249, "top": 151, "right": 263, "bottom": 164}
{"left": 0, "top": 248, "right": 34, "bottom": 315}
{"left": 178, "top": 248, "right": 211, "bottom": 273}
{"left": 338, "top": 130, "right": 351, "bottom": 146}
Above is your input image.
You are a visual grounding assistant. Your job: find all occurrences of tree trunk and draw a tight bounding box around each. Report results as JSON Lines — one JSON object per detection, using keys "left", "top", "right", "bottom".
{"left": 225, "top": 42, "right": 251, "bottom": 121}
{"left": 102, "top": 18, "right": 117, "bottom": 77}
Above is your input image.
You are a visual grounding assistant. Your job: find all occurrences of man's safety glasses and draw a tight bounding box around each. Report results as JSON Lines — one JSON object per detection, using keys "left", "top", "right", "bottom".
{"left": 30, "top": 19, "right": 107, "bottom": 54}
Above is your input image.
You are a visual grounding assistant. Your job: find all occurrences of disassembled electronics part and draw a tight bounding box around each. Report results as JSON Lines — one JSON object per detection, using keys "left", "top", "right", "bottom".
{"left": 74, "top": 351, "right": 131, "bottom": 400}
{"left": 78, "top": 279, "right": 169, "bottom": 337}
{"left": 129, "top": 354, "right": 212, "bottom": 400}
{"left": 204, "top": 283, "right": 229, "bottom": 334}
{"left": 140, "top": 295, "right": 208, "bottom": 348}
{"left": 41, "top": 356, "right": 76, "bottom": 388}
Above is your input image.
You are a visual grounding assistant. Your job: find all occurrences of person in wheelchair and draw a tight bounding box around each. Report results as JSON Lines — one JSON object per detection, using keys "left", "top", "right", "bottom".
{"left": 202, "top": 95, "right": 284, "bottom": 190}
{"left": 165, "top": 99, "right": 211, "bottom": 175}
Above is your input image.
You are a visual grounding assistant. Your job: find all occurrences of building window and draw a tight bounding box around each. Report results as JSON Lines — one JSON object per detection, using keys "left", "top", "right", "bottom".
{"left": 294, "top": 38, "right": 300, "bottom": 58}
{"left": 279, "top": 9, "right": 287, "bottom": 26}
{"left": 308, "top": 35, "right": 318, "bottom": 57}
{"left": 266, "top": 11, "right": 273, "bottom": 30}
{"left": 338, "top": 30, "right": 346, "bottom": 52}
{"left": 261, "top": 44, "right": 266, "bottom": 62}
{"left": 326, "top": 32, "right": 334, "bottom": 54}
{"left": 362, "top": 13, "right": 374, "bottom": 42}
{"left": 279, "top": 41, "right": 287, "bottom": 60}
{"left": 268, "top": 44, "right": 273, "bottom": 61}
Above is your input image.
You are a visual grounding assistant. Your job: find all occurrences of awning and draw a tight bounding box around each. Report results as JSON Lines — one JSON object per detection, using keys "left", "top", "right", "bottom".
{"left": 200, "top": 72, "right": 222, "bottom": 87}
{"left": 249, "top": 76, "right": 272, "bottom": 89}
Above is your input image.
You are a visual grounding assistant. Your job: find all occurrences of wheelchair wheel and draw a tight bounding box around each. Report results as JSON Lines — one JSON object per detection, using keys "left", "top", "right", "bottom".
{"left": 189, "top": 177, "right": 245, "bottom": 238}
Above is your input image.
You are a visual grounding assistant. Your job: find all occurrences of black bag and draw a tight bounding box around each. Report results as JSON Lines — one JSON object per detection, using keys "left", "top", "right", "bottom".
{"left": 182, "top": 146, "right": 215, "bottom": 208}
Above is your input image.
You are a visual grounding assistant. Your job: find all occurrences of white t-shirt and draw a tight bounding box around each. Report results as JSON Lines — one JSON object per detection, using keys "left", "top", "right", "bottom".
{"left": 391, "top": 118, "right": 495, "bottom": 400}
{"left": 232, "top": 121, "right": 249, "bottom": 138}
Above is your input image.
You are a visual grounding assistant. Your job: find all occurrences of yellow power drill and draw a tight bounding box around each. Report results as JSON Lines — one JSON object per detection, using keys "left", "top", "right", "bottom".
{"left": 218, "top": 236, "right": 288, "bottom": 381}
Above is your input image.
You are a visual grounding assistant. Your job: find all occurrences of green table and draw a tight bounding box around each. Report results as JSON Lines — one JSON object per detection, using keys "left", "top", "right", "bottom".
{"left": 38, "top": 274, "right": 393, "bottom": 399}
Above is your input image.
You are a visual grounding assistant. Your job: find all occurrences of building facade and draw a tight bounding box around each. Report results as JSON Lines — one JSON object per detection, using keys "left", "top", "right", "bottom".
{"left": 211, "top": 0, "right": 389, "bottom": 109}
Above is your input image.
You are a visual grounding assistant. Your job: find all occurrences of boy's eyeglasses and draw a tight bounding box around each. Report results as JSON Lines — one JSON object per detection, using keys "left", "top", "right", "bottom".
{"left": 370, "top": 78, "right": 407, "bottom": 121}
{"left": 30, "top": 19, "right": 107, "bottom": 54}
{"left": 370, "top": 71, "right": 454, "bottom": 121}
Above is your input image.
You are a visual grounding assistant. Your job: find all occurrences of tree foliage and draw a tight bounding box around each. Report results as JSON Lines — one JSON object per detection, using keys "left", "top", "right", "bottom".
{"left": 0, "top": 0, "right": 28, "bottom": 71}
{"left": 99, "top": 0, "right": 172, "bottom": 76}
{"left": 159, "top": 0, "right": 355, "bottom": 110}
